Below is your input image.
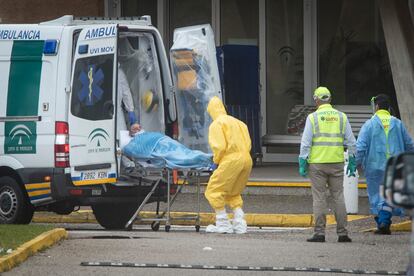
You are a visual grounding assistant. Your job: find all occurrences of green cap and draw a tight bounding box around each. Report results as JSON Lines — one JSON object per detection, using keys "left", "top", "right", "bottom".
{"left": 313, "top": 87, "right": 331, "bottom": 100}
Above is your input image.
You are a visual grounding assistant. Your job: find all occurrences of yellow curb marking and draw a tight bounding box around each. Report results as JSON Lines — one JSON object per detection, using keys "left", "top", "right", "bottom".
{"left": 326, "top": 215, "right": 368, "bottom": 225}
{"left": 362, "top": 220, "right": 412, "bottom": 233}
{"left": 391, "top": 221, "right": 411, "bottom": 231}
{"left": 32, "top": 211, "right": 368, "bottom": 227}
{"left": 0, "top": 228, "right": 67, "bottom": 273}
{"left": 247, "top": 182, "right": 367, "bottom": 189}
{"left": 176, "top": 181, "right": 367, "bottom": 189}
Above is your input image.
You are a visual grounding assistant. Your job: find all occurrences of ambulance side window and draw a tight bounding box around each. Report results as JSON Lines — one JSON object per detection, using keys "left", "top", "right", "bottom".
{"left": 71, "top": 54, "right": 114, "bottom": 121}
{"left": 71, "top": 30, "right": 81, "bottom": 63}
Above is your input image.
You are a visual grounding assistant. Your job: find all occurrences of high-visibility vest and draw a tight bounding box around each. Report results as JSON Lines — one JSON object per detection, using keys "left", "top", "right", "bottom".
{"left": 308, "top": 104, "right": 346, "bottom": 163}
{"left": 375, "top": 109, "right": 391, "bottom": 158}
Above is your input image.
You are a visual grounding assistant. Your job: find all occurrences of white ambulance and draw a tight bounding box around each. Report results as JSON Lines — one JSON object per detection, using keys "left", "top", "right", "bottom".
{"left": 0, "top": 15, "right": 180, "bottom": 229}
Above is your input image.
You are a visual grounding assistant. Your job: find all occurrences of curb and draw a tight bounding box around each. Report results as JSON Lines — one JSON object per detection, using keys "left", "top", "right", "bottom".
{"left": 178, "top": 180, "right": 368, "bottom": 189}
{"left": 391, "top": 221, "right": 411, "bottom": 231}
{"left": 0, "top": 228, "right": 67, "bottom": 273}
{"left": 362, "top": 220, "right": 412, "bottom": 233}
{"left": 32, "top": 211, "right": 367, "bottom": 228}
{"left": 246, "top": 182, "right": 367, "bottom": 189}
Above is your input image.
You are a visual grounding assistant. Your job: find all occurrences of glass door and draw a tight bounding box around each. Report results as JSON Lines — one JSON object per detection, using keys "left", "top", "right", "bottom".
{"left": 264, "top": 0, "right": 304, "bottom": 157}
{"left": 317, "top": 0, "right": 397, "bottom": 113}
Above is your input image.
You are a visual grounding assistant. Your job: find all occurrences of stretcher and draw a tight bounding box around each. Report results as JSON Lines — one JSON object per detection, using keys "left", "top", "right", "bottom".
{"left": 123, "top": 156, "right": 210, "bottom": 232}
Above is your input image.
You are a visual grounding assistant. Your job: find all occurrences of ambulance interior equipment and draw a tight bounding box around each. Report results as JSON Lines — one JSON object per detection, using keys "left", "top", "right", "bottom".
{"left": 170, "top": 25, "right": 222, "bottom": 153}
{"left": 117, "top": 32, "right": 164, "bottom": 132}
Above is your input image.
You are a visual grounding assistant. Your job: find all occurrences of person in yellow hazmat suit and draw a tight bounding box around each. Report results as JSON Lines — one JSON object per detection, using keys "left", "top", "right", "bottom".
{"left": 205, "top": 96, "right": 253, "bottom": 234}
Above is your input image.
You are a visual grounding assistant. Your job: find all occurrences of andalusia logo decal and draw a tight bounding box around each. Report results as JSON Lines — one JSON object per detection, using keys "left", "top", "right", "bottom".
{"left": 88, "top": 128, "right": 111, "bottom": 153}
{"left": 10, "top": 124, "right": 32, "bottom": 144}
{"left": 5, "top": 122, "right": 37, "bottom": 154}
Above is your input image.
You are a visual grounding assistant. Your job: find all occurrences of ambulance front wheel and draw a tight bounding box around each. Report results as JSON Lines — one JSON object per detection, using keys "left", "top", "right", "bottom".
{"left": 0, "top": 176, "right": 34, "bottom": 224}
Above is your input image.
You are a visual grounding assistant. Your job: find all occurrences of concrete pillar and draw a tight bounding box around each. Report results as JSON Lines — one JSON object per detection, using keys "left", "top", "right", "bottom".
{"left": 379, "top": 0, "right": 414, "bottom": 137}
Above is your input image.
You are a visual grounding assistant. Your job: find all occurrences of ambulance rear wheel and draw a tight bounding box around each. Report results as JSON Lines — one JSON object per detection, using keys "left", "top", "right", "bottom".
{"left": 0, "top": 176, "right": 34, "bottom": 224}
{"left": 92, "top": 201, "right": 141, "bottom": 230}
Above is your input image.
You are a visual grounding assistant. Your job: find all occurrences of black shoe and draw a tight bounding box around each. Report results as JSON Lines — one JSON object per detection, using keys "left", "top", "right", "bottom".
{"left": 307, "top": 235, "right": 325, "bottom": 242}
{"left": 374, "top": 224, "right": 391, "bottom": 235}
{"left": 338, "top": 235, "right": 352, "bottom": 243}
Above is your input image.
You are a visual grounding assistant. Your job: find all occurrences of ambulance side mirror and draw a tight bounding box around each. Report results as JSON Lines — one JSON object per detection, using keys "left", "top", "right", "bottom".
{"left": 382, "top": 152, "right": 414, "bottom": 209}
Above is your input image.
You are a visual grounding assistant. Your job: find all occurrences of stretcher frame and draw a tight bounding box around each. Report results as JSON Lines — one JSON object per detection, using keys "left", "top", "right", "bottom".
{"left": 124, "top": 157, "right": 208, "bottom": 232}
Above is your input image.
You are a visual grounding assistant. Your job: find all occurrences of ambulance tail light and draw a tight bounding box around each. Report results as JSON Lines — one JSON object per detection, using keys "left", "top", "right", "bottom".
{"left": 172, "top": 121, "right": 179, "bottom": 140}
{"left": 55, "top": 121, "right": 70, "bottom": 168}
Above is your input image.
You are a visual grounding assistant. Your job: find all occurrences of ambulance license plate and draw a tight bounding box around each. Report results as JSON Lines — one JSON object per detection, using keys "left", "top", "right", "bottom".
{"left": 81, "top": 171, "right": 107, "bottom": 180}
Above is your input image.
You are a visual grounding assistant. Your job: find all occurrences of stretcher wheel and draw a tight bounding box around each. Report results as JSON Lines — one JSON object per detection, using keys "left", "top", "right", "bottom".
{"left": 151, "top": 221, "right": 160, "bottom": 231}
{"left": 165, "top": 225, "right": 171, "bottom": 232}
{"left": 195, "top": 225, "right": 200, "bottom": 232}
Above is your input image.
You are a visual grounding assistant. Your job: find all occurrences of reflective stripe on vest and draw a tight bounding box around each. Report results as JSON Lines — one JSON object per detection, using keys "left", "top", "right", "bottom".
{"left": 308, "top": 106, "right": 346, "bottom": 163}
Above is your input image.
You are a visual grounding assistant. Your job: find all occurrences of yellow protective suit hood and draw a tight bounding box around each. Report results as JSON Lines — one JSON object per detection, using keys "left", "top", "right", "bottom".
{"left": 207, "top": 96, "right": 227, "bottom": 120}
{"left": 205, "top": 96, "right": 253, "bottom": 211}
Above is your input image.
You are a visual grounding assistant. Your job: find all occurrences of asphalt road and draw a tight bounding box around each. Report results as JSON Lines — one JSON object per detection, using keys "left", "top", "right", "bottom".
{"left": 5, "top": 222, "right": 410, "bottom": 276}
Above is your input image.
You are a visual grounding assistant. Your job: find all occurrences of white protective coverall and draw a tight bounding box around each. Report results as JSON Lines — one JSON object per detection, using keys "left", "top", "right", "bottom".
{"left": 117, "top": 65, "right": 137, "bottom": 169}
{"left": 205, "top": 96, "right": 253, "bottom": 234}
{"left": 116, "top": 64, "right": 136, "bottom": 133}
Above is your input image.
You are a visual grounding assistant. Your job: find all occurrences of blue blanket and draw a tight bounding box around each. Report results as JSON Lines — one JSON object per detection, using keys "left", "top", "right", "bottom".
{"left": 123, "top": 132, "right": 213, "bottom": 169}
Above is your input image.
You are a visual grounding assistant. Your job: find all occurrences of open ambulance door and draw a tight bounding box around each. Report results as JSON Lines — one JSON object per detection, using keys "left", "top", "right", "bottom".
{"left": 170, "top": 24, "right": 222, "bottom": 153}
{"left": 69, "top": 24, "right": 118, "bottom": 186}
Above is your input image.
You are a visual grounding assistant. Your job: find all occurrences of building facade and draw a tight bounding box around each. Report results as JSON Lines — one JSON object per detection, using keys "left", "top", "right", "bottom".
{"left": 2, "top": 0, "right": 413, "bottom": 162}
{"left": 118, "top": 0, "right": 404, "bottom": 162}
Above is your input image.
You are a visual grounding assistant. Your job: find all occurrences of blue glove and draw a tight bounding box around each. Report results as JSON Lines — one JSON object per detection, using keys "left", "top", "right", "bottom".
{"left": 346, "top": 156, "right": 357, "bottom": 177}
{"left": 209, "top": 163, "right": 218, "bottom": 171}
{"left": 128, "top": 111, "right": 137, "bottom": 125}
{"left": 298, "top": 157, "right": 308, "bottom": 177}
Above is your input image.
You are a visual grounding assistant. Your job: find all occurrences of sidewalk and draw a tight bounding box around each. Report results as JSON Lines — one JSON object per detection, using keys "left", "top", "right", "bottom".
{"left": 32, "top": 193, "right": 372, "bottom": 228}
{"left": 140, "top": 193, "right": 371, "bottom": 215}
{"left": 137, "top": 162, "right": 370, "bottom": 214}
{"left": 250, "top": 162, "right": 308, "bottom": 182}
{"left": 241, "top": 162, "right": 368, "bottom": 197}
{"left": 249, "top": 162, "right": 366, "bottom": 184}
{"left": 33, "top": 163, "right": 373, "bottom": 227}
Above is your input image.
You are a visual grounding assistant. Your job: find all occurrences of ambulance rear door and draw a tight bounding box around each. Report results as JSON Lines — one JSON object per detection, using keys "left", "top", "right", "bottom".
{"left": 170, "top": 24, "right": 222, "bottom": 153}
{"left": 68, "top": 24, "right": 118, "bottom": 186}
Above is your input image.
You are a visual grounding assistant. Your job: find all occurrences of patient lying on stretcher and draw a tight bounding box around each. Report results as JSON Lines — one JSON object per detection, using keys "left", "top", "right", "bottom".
{"left": 122, "top": 124, "right": 213, "bottom": 169}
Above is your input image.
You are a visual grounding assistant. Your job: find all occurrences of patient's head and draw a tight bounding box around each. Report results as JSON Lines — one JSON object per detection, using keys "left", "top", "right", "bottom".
{"left": 130, "top": 123, "right": 142, "bottom": 136}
